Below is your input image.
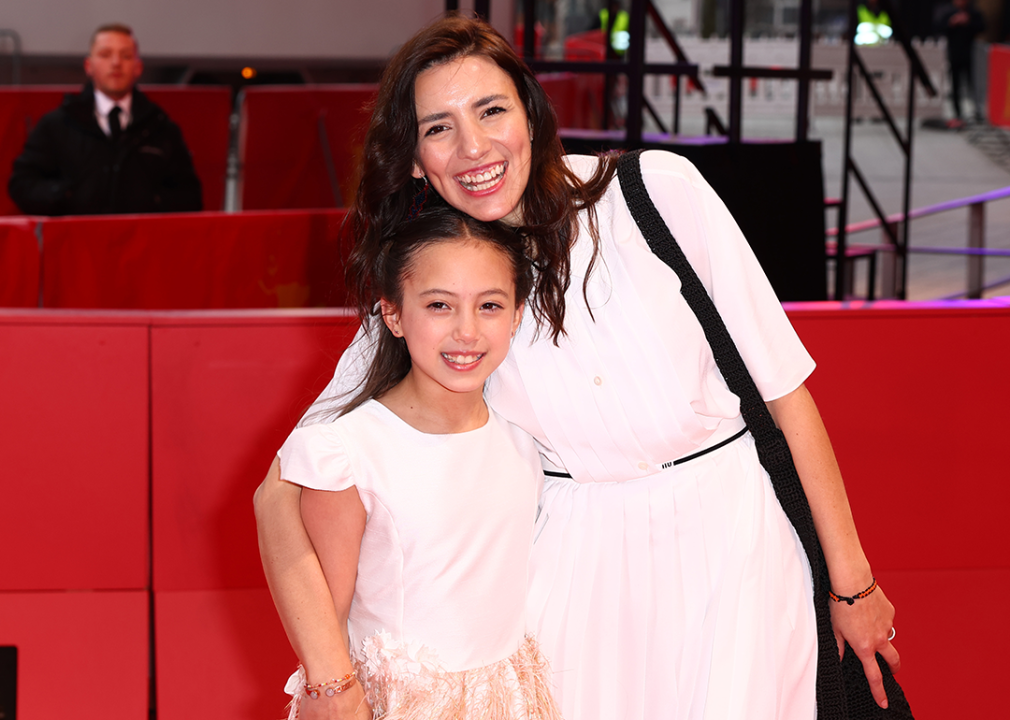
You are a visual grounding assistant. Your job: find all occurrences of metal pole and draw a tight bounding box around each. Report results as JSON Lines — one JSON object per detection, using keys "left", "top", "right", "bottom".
{"left": 728, "top": 0, "right": 745, "bottom": 143}
{"left": 835, "top": 1, "right": 859, "bottom": 300}
{"left": 603, "top": 0, "right": 619, "bottom": 131}
{"left": 626, "top": 0, "right": 648, "bottom": 146}
{"left": 796, "top": 0, "right": 814, "bottom": 141}
{"left": 523, "top": 0, "right": 536, "bottom": 61}
{"left": 674, "top": 75, "right": 682, "bottom": 136}
{"left": 898, "top": 48, "right": 917, "bottom": 300}
{"left": 968, "top": 202, "right": 986, "bottom": 298}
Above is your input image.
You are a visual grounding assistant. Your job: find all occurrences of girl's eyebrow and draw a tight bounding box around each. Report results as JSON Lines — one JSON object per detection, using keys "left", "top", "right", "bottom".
{"left": 419, "top": 288, "right": 510, "bottom": 298}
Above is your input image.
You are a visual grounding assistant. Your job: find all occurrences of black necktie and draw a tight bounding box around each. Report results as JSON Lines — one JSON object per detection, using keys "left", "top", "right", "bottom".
{"left": 109, "top": 106, "right": 122, "bottom": 141}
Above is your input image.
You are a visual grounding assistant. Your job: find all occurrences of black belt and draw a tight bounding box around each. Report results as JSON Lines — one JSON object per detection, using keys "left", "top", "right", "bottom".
{"left": 543, "top": 427, "right": 749, "bottom": 479}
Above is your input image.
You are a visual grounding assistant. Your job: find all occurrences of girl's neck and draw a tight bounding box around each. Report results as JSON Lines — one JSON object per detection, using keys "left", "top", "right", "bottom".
{"left": 377, "top": 371, "right": 489, "bottom": 434}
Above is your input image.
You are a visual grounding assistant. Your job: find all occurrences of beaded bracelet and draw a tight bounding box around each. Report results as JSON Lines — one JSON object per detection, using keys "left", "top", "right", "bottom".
{"left": 305, "top": 671, "right": 357, "bottom": 699}
{"left": 828, "top": 577, "right": 878, "bottom": 606}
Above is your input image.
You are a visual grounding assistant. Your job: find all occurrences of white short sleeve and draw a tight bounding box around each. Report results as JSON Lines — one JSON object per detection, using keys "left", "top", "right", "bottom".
{"left": 278, "top": 423, "right": 355, "bottom": 492}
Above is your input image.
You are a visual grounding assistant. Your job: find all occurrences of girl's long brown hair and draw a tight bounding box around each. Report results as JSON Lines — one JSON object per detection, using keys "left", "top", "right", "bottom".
{"left": 344, "top": 13, "right": 616, "bottom": 346}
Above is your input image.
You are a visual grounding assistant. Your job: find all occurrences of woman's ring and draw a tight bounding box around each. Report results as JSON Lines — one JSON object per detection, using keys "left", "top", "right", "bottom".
{"left": 888, "top": 627, "right": 896, "bottom": 641}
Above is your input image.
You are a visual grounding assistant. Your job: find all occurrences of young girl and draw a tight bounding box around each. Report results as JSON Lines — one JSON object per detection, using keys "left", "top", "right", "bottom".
{"left": 269, "top": 205, "right": 561, "bottom": 720}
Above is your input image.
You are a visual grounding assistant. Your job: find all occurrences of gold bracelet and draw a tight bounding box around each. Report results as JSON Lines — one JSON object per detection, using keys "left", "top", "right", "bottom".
{"left": 828, "top": 577, "right": 878, "bottom": 606}
{"left": 305, "top": 671, "right": 357, "bottom": 699}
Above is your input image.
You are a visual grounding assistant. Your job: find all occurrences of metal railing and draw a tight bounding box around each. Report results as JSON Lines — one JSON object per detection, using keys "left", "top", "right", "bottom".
{"left": 0, "top": 29, "right": 22, "bottom": 84}
{"left": 827, "top": 186, "right": 1010, "bottom": 300}
{"left": 514, "top": 0, "right": 703, "bottom": 144}
{"left": 834, "top": 0, "right": 938, "bottom": 300}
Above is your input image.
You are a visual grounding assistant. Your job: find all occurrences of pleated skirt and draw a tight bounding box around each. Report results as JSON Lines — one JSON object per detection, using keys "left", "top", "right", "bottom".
{"left": 526, "top": 432, "right": 817, "bottom": 720}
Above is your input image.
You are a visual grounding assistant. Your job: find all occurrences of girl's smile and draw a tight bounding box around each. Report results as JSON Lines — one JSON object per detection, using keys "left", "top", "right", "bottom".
{"left": 381, "top": 238, "right": 524, "bottom": 414}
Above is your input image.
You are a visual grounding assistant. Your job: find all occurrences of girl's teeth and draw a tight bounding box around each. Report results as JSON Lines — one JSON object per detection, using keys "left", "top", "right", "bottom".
{"left": 444, "top": 353, "right": 481, "bottom": 365}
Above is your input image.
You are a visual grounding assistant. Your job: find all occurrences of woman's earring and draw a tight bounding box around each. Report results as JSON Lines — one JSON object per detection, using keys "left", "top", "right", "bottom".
{"left": 407, "top": 176, "right": 429, "bottom": 220}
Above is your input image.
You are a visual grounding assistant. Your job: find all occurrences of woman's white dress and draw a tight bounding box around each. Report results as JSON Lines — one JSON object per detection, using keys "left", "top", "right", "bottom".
{"left": 309, "top": 151, "right": 818, "bottom": 720}
{"left": 279, "top": 400, "right": 561, "bottom": 719}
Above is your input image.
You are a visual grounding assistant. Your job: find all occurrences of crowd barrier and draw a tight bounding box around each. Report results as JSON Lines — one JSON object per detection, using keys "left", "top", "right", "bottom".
{"left": 3, "top": 78, "right": 595, "bottom": 221}
{"left": 0, "top": 209, "right": 349, "bottom": 309}
{"left": 0, "top": 85, "right": 232, "bottom": 215}
{"left": 0, "top": 217, "right": 38, "bottom": 307}
{"left": 0, "top": 300, "right": 1006, "bottom": 720}
{"left": 237, "top": 85, "right": 378, "bottom": 211}
{"left": 990, "top": 44, "right": 1010, "bottom": 127}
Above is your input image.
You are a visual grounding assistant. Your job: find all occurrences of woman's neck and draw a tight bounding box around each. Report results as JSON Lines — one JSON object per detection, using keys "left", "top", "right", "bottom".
{"left": 377, "top": 371, "right": 489, "bottom": 434}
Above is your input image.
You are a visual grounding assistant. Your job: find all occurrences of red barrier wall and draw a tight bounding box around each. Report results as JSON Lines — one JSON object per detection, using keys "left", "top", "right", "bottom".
{"left": 148, "top": 312, "right": 358, "bottom": 720}
{"left": 788, "top": 302, "right": 1010, "bottom": 720}
{"left": 238, "top": 85, "right": 377, "bottom": 210}
{"left": 0, "top": 218, "right": 39, "bottom": 307}
{"left": 0, "top": 591, "right": 148, "bottom": 720}
{"left": 0, "top": 302, "right": 1007, "bottom": 720}
{"left": 38, "top": 209, "right": 348, "bottom": 309}
{"left": 0, "top": 85, "right": 231, "bottom": 215}
{"left": 144, "top": 86, "right": 233, "bottom": 212}
{"left": 989, "top": 44, "right": 1010, "bottom": 128}
{"left": 0, "top": 314, "right": 149, "bottom": 591}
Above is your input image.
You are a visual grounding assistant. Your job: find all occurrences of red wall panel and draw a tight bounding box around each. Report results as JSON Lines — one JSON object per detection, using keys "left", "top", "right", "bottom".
{"left": 787, "top": 304, "right": 1010, "bottom": 573}
{"left": 150, "top": 313, "right": 359, "bottom": 591}
{"left": 989, "top": 44, "right": 1010, "bottom": 128}
{"left": 143, "top": 87, "right": 232, "bottom": 212}
{"left": 238, "top": 86, "right": 377, "bottom": 210}
{"left": 0, "top": 218, "right": 39, "bottom": 307}
{"left": 0, "top": 313, "right": 149, "bottom": 590}
{"left": 878, "top": 568, "right": 1008, "bottom": 720}
{"left": 154, "top": 589, "right": 297, "bottom": 720}
{"left": 40, "top": 209, "right": 348, "bottom": 310}
{"left": 0, "top": 590, "right": 148, "bottom": 720}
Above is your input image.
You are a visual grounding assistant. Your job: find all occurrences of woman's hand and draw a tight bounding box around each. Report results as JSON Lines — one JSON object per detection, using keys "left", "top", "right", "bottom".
{"left": 830, "top": 583, "right": 900, "bottom": 709}
{"left": 767, "top": 385, "right": 901, "bottom": 709}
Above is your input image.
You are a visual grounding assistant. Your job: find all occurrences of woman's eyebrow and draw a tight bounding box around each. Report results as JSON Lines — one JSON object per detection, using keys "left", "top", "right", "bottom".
{"left": 474, "top": 94, "right": 508, "bottom": 108}
{"left": 417, "top": 110, "right": 450, "bottom": 125}
{"left": 417, "top": 94, "right": 510, "bottom": 126}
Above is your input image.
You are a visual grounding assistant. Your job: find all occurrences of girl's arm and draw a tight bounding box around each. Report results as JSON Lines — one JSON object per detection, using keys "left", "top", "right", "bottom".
{"left": 766, "top": 384, "right": 900, "bottom": 710}
{"left": 255, "top": 458, "right": 371, "bottom": 720}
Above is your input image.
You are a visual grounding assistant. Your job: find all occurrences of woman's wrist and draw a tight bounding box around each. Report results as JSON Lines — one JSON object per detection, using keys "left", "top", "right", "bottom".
{"left": 824, "top": 549, "right": 873, "bottom": 597}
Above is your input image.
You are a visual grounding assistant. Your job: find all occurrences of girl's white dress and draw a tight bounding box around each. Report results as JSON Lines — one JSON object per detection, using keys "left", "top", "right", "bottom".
{"left": 309, "top": 151, "right": 818, "bottom": 720}
{"left": 279, "top": 400, "right": 562, "bottom": 720}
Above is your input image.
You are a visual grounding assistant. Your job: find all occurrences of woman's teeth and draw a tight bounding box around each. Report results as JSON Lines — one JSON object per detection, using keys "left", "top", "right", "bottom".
{"left": 456, "top": 163, "right": 505, "bottom": 191}
{"left": 442, "top": 352, "right": 483, "bottom": 365}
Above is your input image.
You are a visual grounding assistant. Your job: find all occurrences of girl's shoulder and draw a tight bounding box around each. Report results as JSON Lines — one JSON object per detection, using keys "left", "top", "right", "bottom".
{"left": 278, "top": 400, "right": 391, "bottom": 493}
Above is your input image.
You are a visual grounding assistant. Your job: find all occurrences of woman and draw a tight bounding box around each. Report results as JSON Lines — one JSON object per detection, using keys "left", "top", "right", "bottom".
{"left": 255, "top": 14, "right": 899, "bottom": 720}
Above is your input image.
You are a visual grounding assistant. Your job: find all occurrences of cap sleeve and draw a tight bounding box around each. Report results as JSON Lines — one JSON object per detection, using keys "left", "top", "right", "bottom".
{"left": 277, "top": 423, "right": 355, "bottom": 492}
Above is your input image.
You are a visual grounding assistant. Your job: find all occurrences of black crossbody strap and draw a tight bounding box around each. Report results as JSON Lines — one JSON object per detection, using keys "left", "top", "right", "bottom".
{"left": 615, "top": 149, "right": 847, "bottom": 718}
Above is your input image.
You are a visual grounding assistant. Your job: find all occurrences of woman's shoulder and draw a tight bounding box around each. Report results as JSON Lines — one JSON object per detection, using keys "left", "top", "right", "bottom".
{"left": 635, "top": 149, "right": 706, "bottom": 187}
{"left": 565, "top": 150, "right": 705, "bottom": 190}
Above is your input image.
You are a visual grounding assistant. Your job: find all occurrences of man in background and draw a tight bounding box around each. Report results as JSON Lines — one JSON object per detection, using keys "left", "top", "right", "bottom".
{"left": 936, "top": 0, "right": 987, "bottom": 127}
{"left": 8, "top": 24, "right": 202, "bottom": 215}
